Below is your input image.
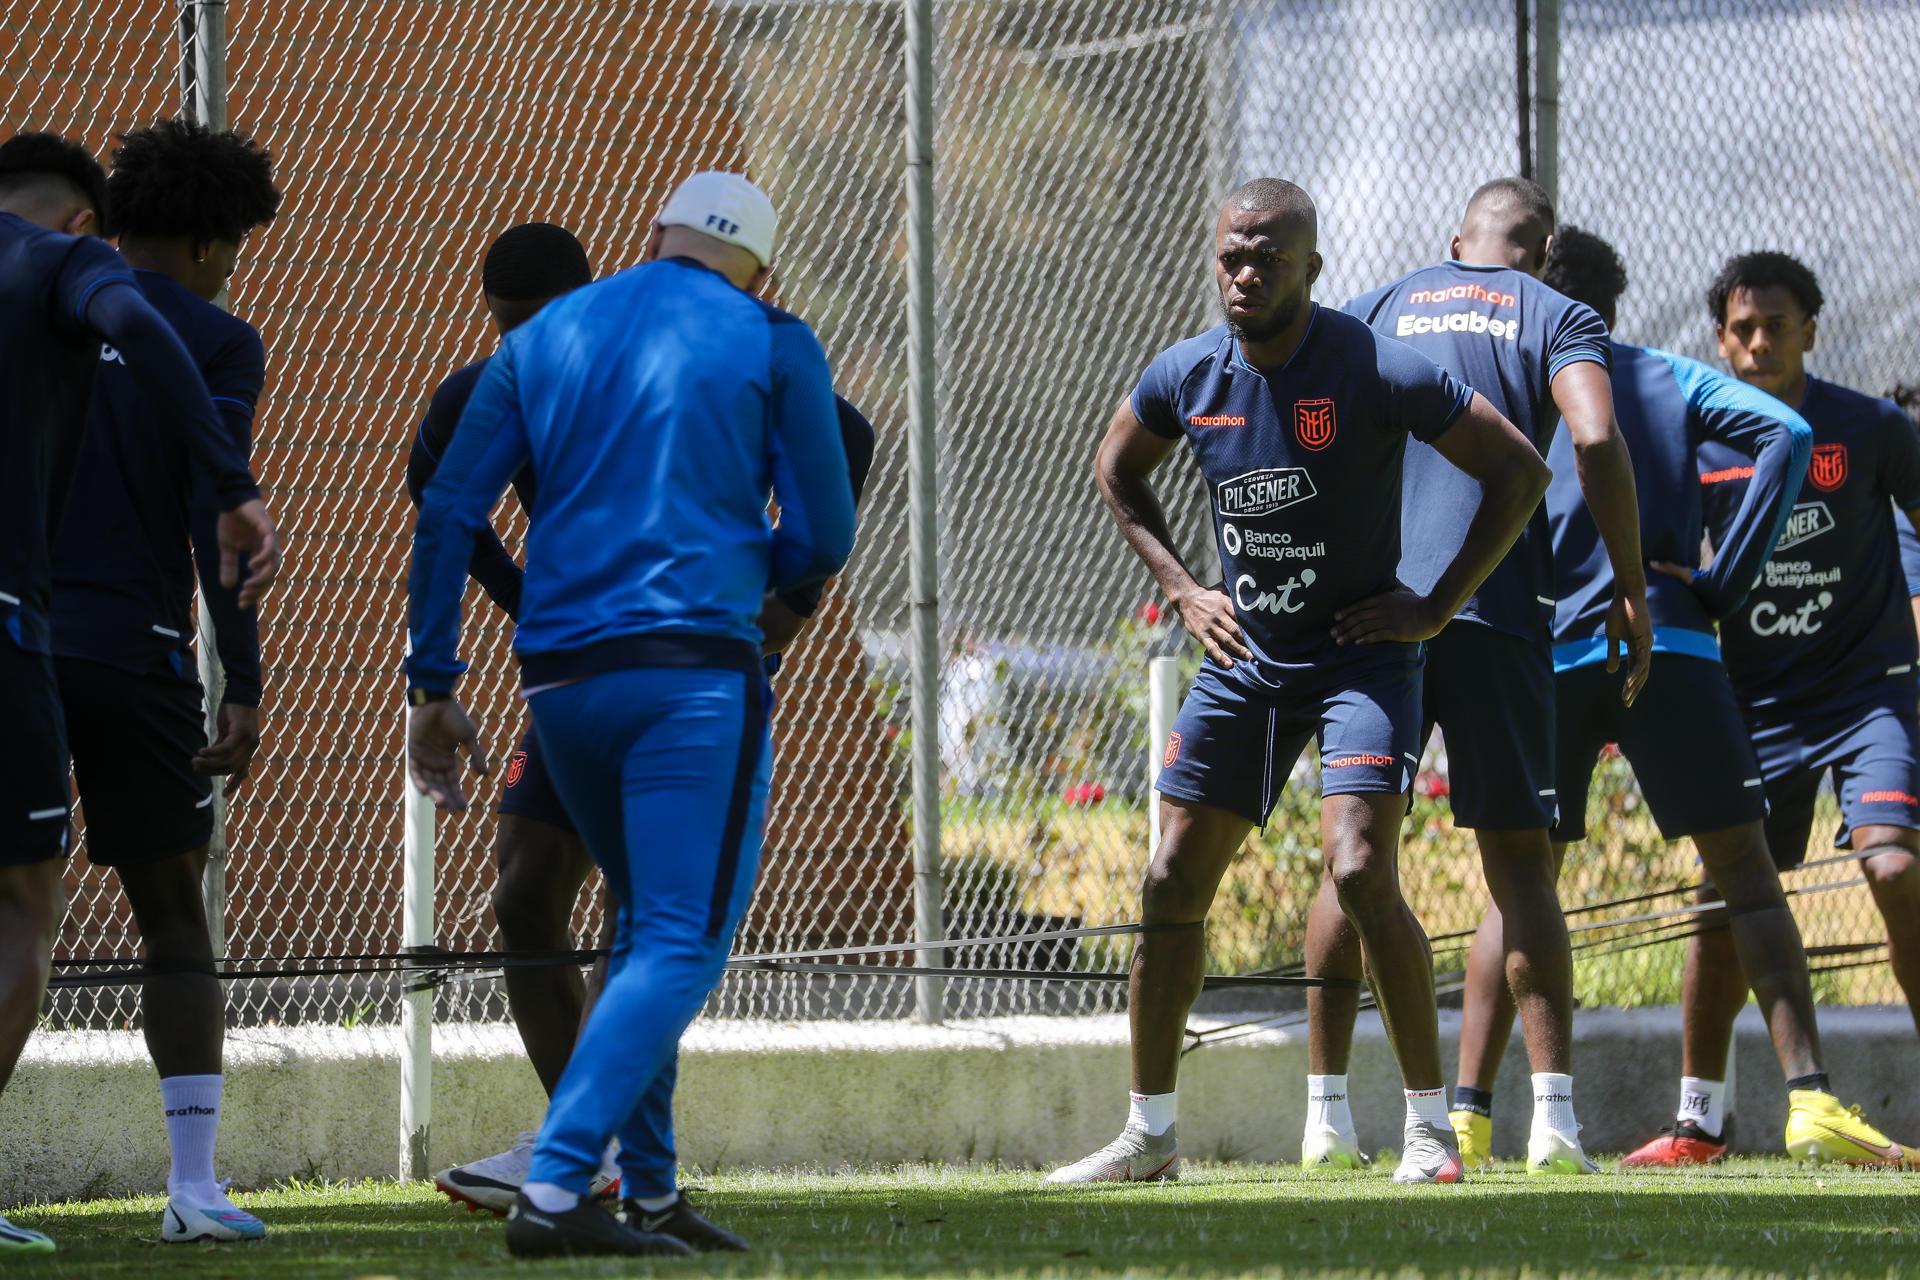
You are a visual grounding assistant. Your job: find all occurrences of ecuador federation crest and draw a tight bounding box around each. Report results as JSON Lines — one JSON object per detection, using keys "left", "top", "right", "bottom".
{"left": 1808, "top": 443, "right": 1847, "bottom": 492}
{"left": 1293, "top": 397, "right": 1337, "bottom": 451}
{"left": 1163, "top": 732, "right": 1182, "bottom": 769}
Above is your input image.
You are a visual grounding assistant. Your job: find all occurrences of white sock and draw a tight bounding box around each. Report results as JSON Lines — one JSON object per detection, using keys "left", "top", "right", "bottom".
{"left": 522, "top": 1181, "right": 581, "bottom": 1213}
{"left": 1128, "top": 1091, "right": 1177, "bottom": 1136}
{"left": 1307, "top": 1074, "right": 1353, "bottom": 1134}
{"left": 160, "top": 1074, "right": 223, "bottom": 1198}
{"left": 1677, "top": 1076, "right": 1726, "bottom": 1138}
{"left": 1404, "top": 1087, "right": 1449, "bottom": 1132}
{"left": 1531, "top": 1072, "right": 1577, "bottom": 1133}
{"left": 631, "top": 1191, "right": 678, "bottom": 1212}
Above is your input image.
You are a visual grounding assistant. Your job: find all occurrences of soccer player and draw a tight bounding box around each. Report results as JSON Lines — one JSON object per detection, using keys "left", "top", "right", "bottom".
{"left": 1048, "top": 178, "right": 1549, "bottom": 1186}
{"left": 46, "top": 119, "right": 281, "bottom": 1243}
{"left": 0, "top": 130, "right": 279, "bottom": 1258}
{"left": 1622, "top": 254, "right": 1920, "bottom": 1165}
{"left": 405, "top": 172, "right": 855, "bottom": 1258}
{"left": 1316, "top": 177, "right": 1650, "bottom": 1174}
{"left": 419, "top": 224, "right": 877, "bottom": 1217}
{"left": 1490, "top": 225, "right": 1908, "bottom": 1167}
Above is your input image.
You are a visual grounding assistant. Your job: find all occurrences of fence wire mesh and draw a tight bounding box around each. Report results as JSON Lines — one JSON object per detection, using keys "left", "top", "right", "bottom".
{"left": 4, "top": 0, "right": 1917, "bottom": 1035}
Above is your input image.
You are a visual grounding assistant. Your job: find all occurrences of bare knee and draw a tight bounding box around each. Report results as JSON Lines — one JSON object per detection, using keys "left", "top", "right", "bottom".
{"left": 493, "top": 821, "right": 588, "bottom": 946}
{"left": 1327, "top": 848, "right": 1397, "bottom": 918}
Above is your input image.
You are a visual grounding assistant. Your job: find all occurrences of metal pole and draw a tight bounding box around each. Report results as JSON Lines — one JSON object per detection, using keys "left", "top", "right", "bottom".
{"left": 1146, "top": 658, "right": 1179, "bottom": 855}
{"left": 1514, "top": 0, "right": 1532, "bottom": 180}
{"left": 1535, "top": 0, "right": 1560, "bottom": 209}
{"left": 179, "top": 0, "right": 231, "bottom": 960}
{"left": 398, "top": 645, "right": 435, "bottom": 1179}
{"left": 904, "top": 0, "right": 944, "bottom": 1026}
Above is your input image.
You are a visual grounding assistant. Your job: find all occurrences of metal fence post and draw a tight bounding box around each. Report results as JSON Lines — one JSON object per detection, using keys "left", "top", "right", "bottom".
{"left": 398, "top": 654, "right": 435, "bottom": 1179}
{"left": 1513, "top": 0, "right": 1531, "bottom": 181}
{"left": 178, "top": 0, "right": 230, "bottom": 960}
{"left": 904, "top": 0, "right": 944, "bottom": 1026}
{"left": 1534, "top": 0, "right": 1560, "bottom": 208}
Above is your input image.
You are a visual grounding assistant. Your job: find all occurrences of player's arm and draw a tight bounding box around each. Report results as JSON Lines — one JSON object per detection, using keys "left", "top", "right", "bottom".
{"left": 188, "top": 329, "right": 267, "bottom": 792}
{"left": 405, "top": 379, "right": 524, "bottom": 620}
{"left": 764, "top": 323, "right": 857, "bottom": 594}
{"left": 405, "top": 352, "right": 536, "bottom": 809}
{"left": 1333, "top": 393, "right": 1549, "bottom": 645}
{"left": 1094, "top": 397, "right": 1250, "bottom": 668}
{"left": 1553, "top": 359, "right": 1651, "bottom": 704}
{"left": 73, "top": 275, "right": 280, "bottom": 606}
{"left": 1651, "top": 360, "right": 1810, "bottom": 617}
{"left": 761, "top": 396, "right": 877, "bottom": 657}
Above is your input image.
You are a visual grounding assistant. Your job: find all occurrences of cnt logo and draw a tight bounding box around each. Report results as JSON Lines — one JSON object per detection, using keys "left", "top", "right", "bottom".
{"left": 1808, "top": 443, "right": 1848, "bottom": 492}
{"left": 1294, "top": 398, "right": 1336, "bottom": 451}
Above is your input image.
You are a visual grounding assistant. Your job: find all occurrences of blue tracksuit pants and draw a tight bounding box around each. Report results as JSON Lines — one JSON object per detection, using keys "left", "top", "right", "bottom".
{"left": 522, "top": 663, "right": 771, "bottom": 1198}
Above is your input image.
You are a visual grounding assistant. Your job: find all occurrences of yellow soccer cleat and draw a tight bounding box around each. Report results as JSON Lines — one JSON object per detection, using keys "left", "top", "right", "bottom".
{"left": 1451, "top": 1109, "right": 1493, "bottom": 1170}
{"left": 1784, "top": 1090, "right": 1918, "bottom": 1168}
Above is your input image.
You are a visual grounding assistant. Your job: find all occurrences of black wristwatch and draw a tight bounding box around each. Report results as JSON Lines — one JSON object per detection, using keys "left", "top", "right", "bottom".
{"left": 407, "top": 686, "right": 452, "bottom": 707}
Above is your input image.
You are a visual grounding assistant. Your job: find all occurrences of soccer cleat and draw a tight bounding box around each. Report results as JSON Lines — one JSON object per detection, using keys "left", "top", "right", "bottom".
{"left": 1784, "top": 1090, "right": 1918, "bottom": 1168}
{"left": 161, "top": 1183, "right": 266, "bottom": 1243}
{"left": 1044, "top": 1123, "right": 1179, "bottom": 1184}
{"left": 0, "top": 1214, "right": 55, "bottom": 1255}
{"left": 1619, "top": 1120, "right": 1726, "bottom": 1168}
{"left": 1526, "top": 1123, "right": 1599, "bottom": 1175}
{"left": 1451, "top": 1108, "right": 1493, "bottom": 1169}
{"left": 1392, "top": 1121, "right": 1466, "bottom": 1184}
{"left": 436, "top": 1133, "right": 621, "bottom": 1216}
{"left": 504, "top": 1193, "right": 693, "bottom": 1259}
{"left": 616, "top": 1193, "right": 749, "bottom": 1252}
{"left": 1300, "top": 1123, "right": 1368, "bottom": 1170}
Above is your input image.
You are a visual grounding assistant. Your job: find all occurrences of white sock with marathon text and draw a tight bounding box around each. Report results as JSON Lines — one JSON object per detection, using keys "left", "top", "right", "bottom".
{"left": 1532, "top": 1073, "right": 1577, "bottom": 1133}
{"left": 160, "top": 1074, "right": 223, "bottom": 1199}
{"left": 522, "top": 1181, "right": 581, "bottom": 1214}
{"left": 1677, "top": 1076, "right": 1726, "bottom": 1139}
{"left": 1404, "top": 1087, "right": 1450, "bottom": 1133}
{"left": 1128, "top": 1091, "right": 1177, "bottom": 1137}
{"left": 1307, "top": 1074, "right": 1353, "bottom": 1135}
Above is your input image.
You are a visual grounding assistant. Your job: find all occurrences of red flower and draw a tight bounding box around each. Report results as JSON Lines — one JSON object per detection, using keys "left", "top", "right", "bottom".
{"left": 1062, "top": 782, "right": 1106, "bottom": 807}
{"left": 1136, "top": 602, "right": 1162, "bottom": 624}
{"left": 1415, "top": 771, "right": 1450, "bottom": 800}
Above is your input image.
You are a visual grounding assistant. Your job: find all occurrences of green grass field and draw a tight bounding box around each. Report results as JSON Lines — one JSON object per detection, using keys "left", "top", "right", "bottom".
{"left": 10, "top": 1160, "right": 1920, "bottom": 1279}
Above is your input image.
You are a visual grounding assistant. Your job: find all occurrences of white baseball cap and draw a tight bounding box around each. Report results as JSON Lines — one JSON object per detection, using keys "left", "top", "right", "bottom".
{"left": 657, "top": 171, "right": 777, "bottom": 267}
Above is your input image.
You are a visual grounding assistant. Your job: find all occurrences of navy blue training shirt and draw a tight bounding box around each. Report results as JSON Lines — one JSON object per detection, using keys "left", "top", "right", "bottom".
{"left": 51, "top": 270, "right": 265, "bottom": 704}
{"left": 1130, "top": 305, "right": 1471, "bottom": 691}
{"left": 1549, "top": 342, "right": 1811, "bottom": 669}
{"left": 1345, "top": 262, "right": 1609, "bottom": 641}
{"left": 1698, "top": 378, "right": 1920, "bottom": 714}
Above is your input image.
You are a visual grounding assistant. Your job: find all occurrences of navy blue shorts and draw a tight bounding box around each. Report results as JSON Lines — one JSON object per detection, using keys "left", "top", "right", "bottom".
{"left": 1749, "top": 690, "right": 1920, "bottom": 866}
{"left": 0, "top": 636, "right": 71, "bottom": 867}
{"left": 1552, "top": 653, "right": 1768, "bottom": 842}
{"left": 1424, "top": 620, "right": 1557, "bottom": 830}
{"left": 1156, "top": 651, "right": 1422, "bottom": 827}
{"left": 58, "top": 656, "right": 214, "bottom": 866}
{"left": 498, "top": 725, "right": 579, "bottom": 834}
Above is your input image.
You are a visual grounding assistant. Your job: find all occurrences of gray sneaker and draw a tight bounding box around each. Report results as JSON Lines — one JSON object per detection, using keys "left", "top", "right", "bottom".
{"left": 1044, "top": 1123, "right": 1179, "bottom": 1184}
{"left": 1392, "top": 1121, "right": 1466, "bottom": 1184}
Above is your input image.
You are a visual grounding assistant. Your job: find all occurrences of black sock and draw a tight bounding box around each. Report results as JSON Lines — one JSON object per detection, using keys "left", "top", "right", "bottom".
{"left": 1452, "top": 1085, "right": 1493, "bottom": 1118}
{"left": 1785, "top": 1072, "right": 1831, "bottom": 1095}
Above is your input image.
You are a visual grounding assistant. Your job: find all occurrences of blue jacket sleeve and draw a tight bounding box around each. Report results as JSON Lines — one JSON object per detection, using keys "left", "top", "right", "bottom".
{"left": 406, "top": 387, "right": 524, "bottom": 621}
{"left": 1663, "top": 352, "right": 1812, "bottom": 617}
{"left": 80, "top": 279, "right": 261, "bottom": 511}
{"left": 406, "top": 351, "right": 532, "bottom": 691}
{"left": 188, "top": 326, "right": 267, "bottom": 706}
{"left": 764, "top": 320, "right": 856, "bottom": 594}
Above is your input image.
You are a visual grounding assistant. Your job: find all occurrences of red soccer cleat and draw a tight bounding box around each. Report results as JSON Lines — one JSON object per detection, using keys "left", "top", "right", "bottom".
{"left": 1620, "top": 1121, "right": 1727, "bottom": 1167}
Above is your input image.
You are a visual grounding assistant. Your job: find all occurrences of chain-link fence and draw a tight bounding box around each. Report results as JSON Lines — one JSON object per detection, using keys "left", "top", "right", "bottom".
{"left": 6, "top": 0, "right": 1918, "bottom": 1037}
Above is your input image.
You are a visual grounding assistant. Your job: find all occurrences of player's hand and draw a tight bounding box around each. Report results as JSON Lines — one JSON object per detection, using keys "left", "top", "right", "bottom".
{"left": 1607, "top": 579, "right": 1653, "bottom": 707}
{"left": 217, "top": 497, "right": 283, "bottom": 609}
{"left": 194, "top": 702, "right": 261, "bottom": 795}
{"left": 1172, "top": 583, "right": 1252, "bottom": 668}
{"left": 408, "top": 698, "right": 491, "bottom": 811}
{"left": 1331, "top": 584, "right": 1446, "bottom": 645}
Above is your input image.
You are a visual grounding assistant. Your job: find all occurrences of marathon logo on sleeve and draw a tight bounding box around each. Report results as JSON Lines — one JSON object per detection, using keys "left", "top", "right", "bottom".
{"left": 1215, "top": 467, "right": 1317, "bottom": 517}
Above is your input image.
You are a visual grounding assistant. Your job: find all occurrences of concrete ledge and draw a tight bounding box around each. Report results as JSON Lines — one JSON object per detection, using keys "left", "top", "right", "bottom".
{"left": 4, "top": 1007, "right": 1916, "bottom": 1205}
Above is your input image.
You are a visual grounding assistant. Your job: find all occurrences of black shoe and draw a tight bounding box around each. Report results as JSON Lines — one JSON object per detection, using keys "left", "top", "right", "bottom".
{"left": 504, "top": 1193, "right": 694, "bottom": 1258}
{"left": 617, "top": 1194, "right": 750, "bottom": 1252}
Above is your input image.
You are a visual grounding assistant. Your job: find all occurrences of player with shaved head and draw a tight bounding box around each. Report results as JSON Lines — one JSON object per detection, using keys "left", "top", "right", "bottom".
{"left": 1049, "top": 178, "right": 1549, "bottom": 1186}
{"left": 1318, "top": 177, "right": 1650, "bottom": 1174}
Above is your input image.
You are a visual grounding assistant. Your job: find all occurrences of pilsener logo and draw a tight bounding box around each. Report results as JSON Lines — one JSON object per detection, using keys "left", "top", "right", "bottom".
{"left": 1216, "top": 467, "right": 1317, "bottom": 517}
{"left": 1773, "top": 502, "right": 1834, "bottom": 552}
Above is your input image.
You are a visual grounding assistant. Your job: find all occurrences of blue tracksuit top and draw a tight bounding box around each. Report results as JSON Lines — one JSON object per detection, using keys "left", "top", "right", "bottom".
{"left": 1548, "top": 342, "right": 1811, "bottom": 671}
{"left": 406, "top": 257, "right": 857, "bottom": 691}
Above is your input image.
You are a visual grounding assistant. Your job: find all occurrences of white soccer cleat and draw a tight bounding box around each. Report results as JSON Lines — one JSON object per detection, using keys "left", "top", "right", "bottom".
{"left": 435, "top": 1133, "right": 620, "bottom": 1216}
{"left": 1300, "top": 1123, "right": 1368, "bottom": 1170}
{"left": 1044, "top": 1123, "right": 1179, "bottom": 1184}
{"left": 1392, "top": 1121, "right": 1466, "bottom": 1184}
{"left": 161, "top": 1182, "right": 265, "bottom": 1243}
{"left": 1527, "top": 1123, "right": 1599, "bottom": 1175}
